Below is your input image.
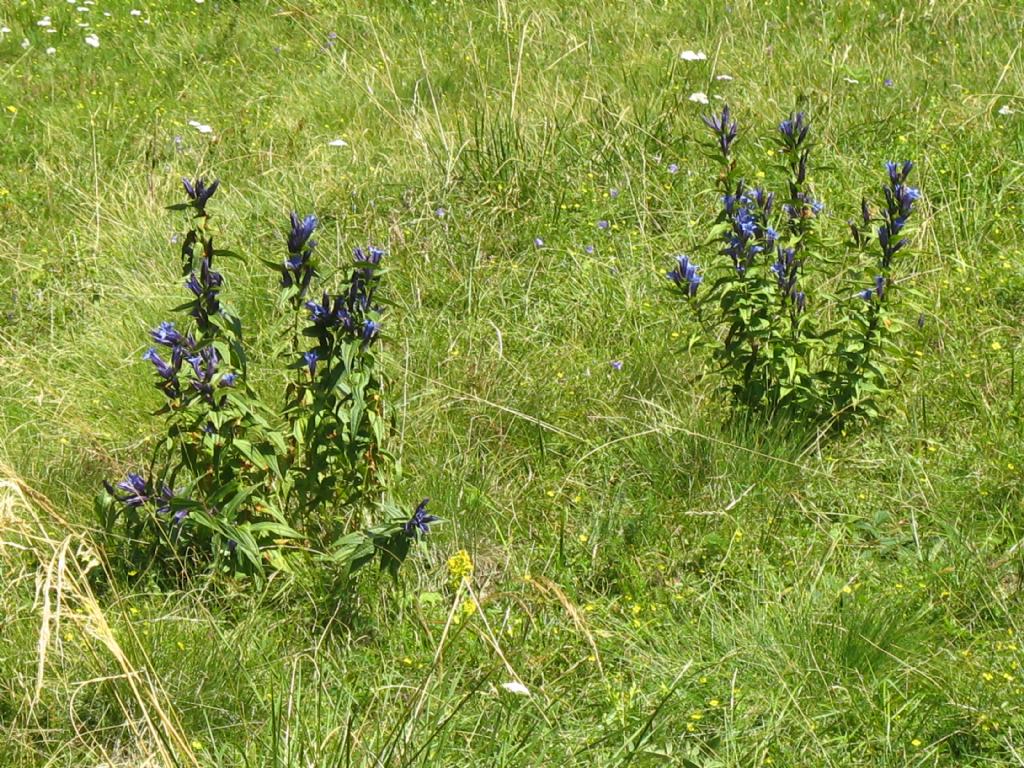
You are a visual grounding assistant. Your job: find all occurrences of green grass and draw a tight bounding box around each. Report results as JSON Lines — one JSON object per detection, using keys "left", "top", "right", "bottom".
{"left": 2, "top": 0, "right": 1024, "bottom": 765}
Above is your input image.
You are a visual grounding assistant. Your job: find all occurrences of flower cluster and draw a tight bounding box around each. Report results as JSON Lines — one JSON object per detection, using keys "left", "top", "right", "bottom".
{"left": 300, "top": 245, "right": 385, "bottom": 375}
{"left": 860, "top": 275, "right": 886, "bottom": 302}
{"left": 404, "top": 498, "right": 438, "bottom": 537}
{"left": 667, "top": 254, "right": 703, "bottom": 297}
{"left": 720, "top": 184, "right": 779, "bottom": 275}
{"left": 104, "top": 472, "right": 181, "bottom": 521}
{"left": 184, "top": 252, "right": 223, "bottom": 328}
{"left": 182, "top": 177, "right": 219, "bottom": 215}
{"left": 878, "top": 160, "right": 920, "bottom": 268}
{"left": 702, "top": 104, "right": 738, "bottom": 160}
{"left": 143, "top": 324, "right": 235, "bottom": 406}
{"left": 281, "top": 212, "right": 318, "bottom": 297}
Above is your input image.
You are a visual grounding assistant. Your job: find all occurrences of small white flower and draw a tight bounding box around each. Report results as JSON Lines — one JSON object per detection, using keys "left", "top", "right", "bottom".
{"left": 843, "top": 77, "right": 859, "bottom": 84}
{"left": 77, "top": 6, "right": 89, "bottom": 12}
{"left": 21, "top": 38, "right": 30, "bottom": 49}
{"left": 679, "top": 50, "right": 707, "bottom": 61}
{"left": 188, "top": 119, "right": 214, "bottom": 134}
{"left": 77, "top": 22, "right": 90, "bottom": 27}
{"left": 998, "top": 104, "right": 1014, "bottom": 116}
{"left": 130, "top": 9, "right": 142, "bottom": 15}
{"left": 715, "top": 74, "right": 734, "bottom": 81}
{"left": 0, "top": 26, "right": 10, "bottom": 34}
{"left": 688, "top": 91, "right": 710, "bottom": 105}
{"left": 501, "top": 681, "right": 530, "bottom": 696}
{"left": 328, "top": 138, "right": 348, "bottom": 147}
{"left": 37, "top": 16, "right": 52, "bottom": 26}
{"left": 46, "top": 46, "right": 56, "bottom": 55}
{"left": 102, "top": 11, "right": 111, "bottom": 16}
{"left": 84, "top": 34, "right": 99, "bottom": 48}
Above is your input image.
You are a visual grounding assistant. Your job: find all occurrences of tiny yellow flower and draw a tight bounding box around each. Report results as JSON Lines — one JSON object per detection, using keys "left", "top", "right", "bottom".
{"left": 911, "top": 738, "right": 922, "bottom": 748}
{"left": 991, "top": 341, "right": 1002, "bottom": 351}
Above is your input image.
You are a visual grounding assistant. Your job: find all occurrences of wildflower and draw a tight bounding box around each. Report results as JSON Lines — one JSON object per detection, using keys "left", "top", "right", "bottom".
{"left": 667, "top": 254, "right": 703, "bottom": 297}
{"left": 609, "top": 187, "right": 620, "bottom": 198}
{"left": 182, "top": 177, "right": 219, "bottom": 212}
{"left": 778, "top": 112, "right": 810, "bottom": 149}
{"left": 287, "top": 212, "right": 318, "bottom": 254}
{"left": 610, "top": 360, "right": 623, "bottom": 370}
{"left": 447, "top": 549, "right": 474, "bottom": 585}
{"left": 702, "top": 104, "right": 738, "bottom": 159}
{"left": 501, "top": 681, "right": 531, "bottom": 696}
{"left": 404, "top": 498, "right": 439, "bottom": 537}
{"left": 597, "top": 219, "right": 610, "bottom": 230}
{"left": 185, "top": 256, "right": 223, "bottom": 325}
{"left": 143, "top": 348, "right": 181, "bottom": 398}
{"left": 435, "top": 206, "right": 447, "bottom": 217}
{"left": 353, "top": 245, "right": 384, "bottom": 265}
{"left": 303, "top": 350, "right": 319, "bottom": 376}
{"left": 794, "top": 290, "right": 806, "bottom": 313}
{"left": 667, "top": 163, "right": 679, "bottom": 173}
{"left": 884, "top": 78, "right": 894, "bottom": 87}
{"left": 105, "top": 473, "right": 150, "bottom": 507}
{"left": 84, "top": 34, "right": 100, "bottom": 48}
{"left": 220, "top": 372, "right": 237, "bottom": 387}
{"left": 584, "top": 244, "right": 595, "bottom": 254}
{"left": 362, "top": 318, "right": 380, "bottom": 344}
{"left": 679, "top": 50, "right": 707, "bottom": 61}
{"left": 688, "top": 92, "right": 709, "bottom": 105}
{"left": 281, "top": 212, "right": 318, "bottom": 296}
{"left": 46, "top": 47, "right": 56, "bottom": 55}
{"left": 715, "top": 74, "right": 734, "bottom": 81}
{"left": 150, "top": 321, "right": 191, "bottom": 348}
{"left": 187, "top": 346, "right": 221, "bottom": 402}
{"left": 534, "top": 237, "right": 544, "bottom": 248}
{"left": 998, "top": 105, "right": 1015, "bottom": 116}
{"left": 328, "top": 138, "right": 348, "bottom": 147}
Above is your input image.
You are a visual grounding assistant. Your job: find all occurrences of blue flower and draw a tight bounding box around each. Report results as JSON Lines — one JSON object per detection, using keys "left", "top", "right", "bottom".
{"left": 534, "top": 237, "right": 544, "bottom": 248}
{"left": 667, "top": 163, "right": 679, "bottom": 174}
{"left": 702, "top": 104, "right": 738, "bottom": 157}
{"left": 353, "top": 246, "right": 384, "bottom": 265}
{"left": 778, "top": 112, "right": 810, "bottom": 149}
{"left": 794, "top": 291, "right": 806, "bottom": 313}
{"left": 886, "top": 160, "right": 914, "bottom": 186}
{"left": 362, "top": 319, "right": 380, "bottom": 344}
{"left": 184, "top": 256, "right": 223, "bottom": 326}
{"left": 610, "top": 360, "right": 624, "bottom": 371}
{"left": 143, "top": 348, "right": 177, "bottom": 380}
{"left": 182, "top": 177, "right": 219, "bottom": 212}
{"left": 107, "top": 472, "right": 150, "bottom": 508}
{"left": 667, "top": 254, "right": 703, "bottom": 297}
{"left": 303, "top": 350, "right": 319, "bottom": 377}
{"left": 287, "top": 212, "right": 318, "bottom": 254}
{"left": 150, "top": 321, "right": 189, "bottom": 348}
{"left": 597, "top": 219, "right": 610, "bottom": 230}
{"left": 404, "top": 498, "right": 439, "bottom": 537}
{"left": 219, "top": 372, "right": 237, "bottom": 388}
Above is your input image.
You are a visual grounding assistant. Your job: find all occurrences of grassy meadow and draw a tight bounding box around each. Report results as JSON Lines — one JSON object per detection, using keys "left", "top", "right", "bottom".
{"left": 2, "top": 0, "right": 1024, "bottom": 765}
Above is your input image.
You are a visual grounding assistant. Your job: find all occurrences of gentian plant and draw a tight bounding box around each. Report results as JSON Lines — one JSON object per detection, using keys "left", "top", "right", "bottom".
{"left": 667, "top": 107, "right": 920, "bottom": 427}
{"left": 96, "top": 179, "right": 434, "bottom": 584}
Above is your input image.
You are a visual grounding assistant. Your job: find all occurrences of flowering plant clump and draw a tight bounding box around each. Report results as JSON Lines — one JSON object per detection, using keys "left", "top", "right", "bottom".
{"left": 96, "top": 179, "right": 437, "bottom": 583}
{"left": 666, "top": 106, "right": 920, "bottom": 426}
